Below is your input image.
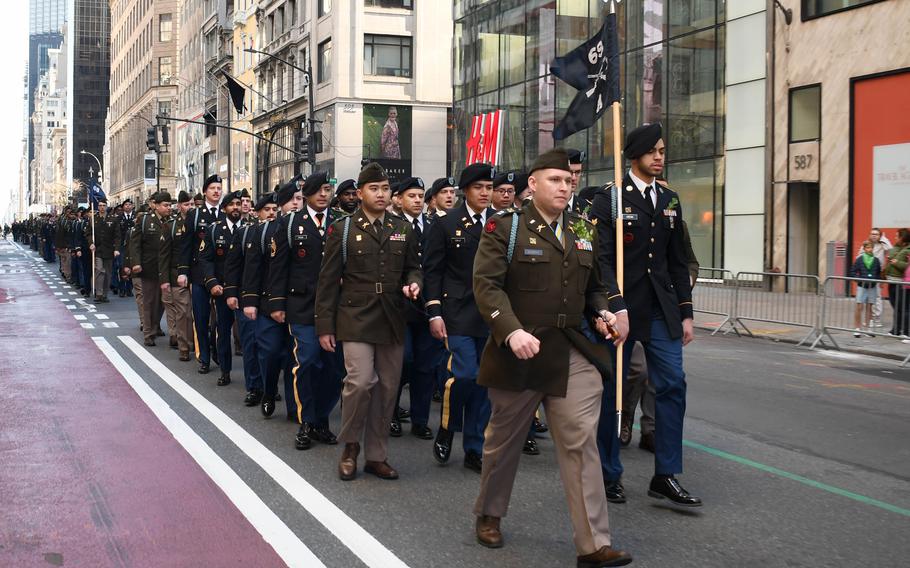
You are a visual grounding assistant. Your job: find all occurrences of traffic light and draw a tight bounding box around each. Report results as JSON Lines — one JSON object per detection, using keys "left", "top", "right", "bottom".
{"left": 146, "top": 127, "right": 158, "bottom": 151}
{"left": 311, "top": 131, "right": 323, "bottom": 154}
{"left": 295, "top": 128, "right": 310, "bottom": 161}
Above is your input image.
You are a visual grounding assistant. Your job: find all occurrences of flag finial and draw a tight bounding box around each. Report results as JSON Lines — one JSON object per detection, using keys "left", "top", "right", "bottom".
{"left": 604, "top": 0, "right": 621, "bottom": 15}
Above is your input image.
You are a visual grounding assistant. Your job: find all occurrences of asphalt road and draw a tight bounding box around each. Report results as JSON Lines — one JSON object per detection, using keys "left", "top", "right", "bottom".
{"left": 4, "top": 238, "right": 910, "bottom": 567}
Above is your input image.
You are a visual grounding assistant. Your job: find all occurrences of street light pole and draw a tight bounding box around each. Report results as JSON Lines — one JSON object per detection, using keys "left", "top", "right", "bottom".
{"left": 80, "top": 149, "right": 103, "bottom": 184}
{"left": 244, "top": 47, "right": 318, "bottom": 172}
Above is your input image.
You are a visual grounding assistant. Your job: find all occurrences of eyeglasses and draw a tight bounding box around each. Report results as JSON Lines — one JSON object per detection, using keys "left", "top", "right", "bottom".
{"left": 494, "top": 188, "right": 515, "bottom": 195}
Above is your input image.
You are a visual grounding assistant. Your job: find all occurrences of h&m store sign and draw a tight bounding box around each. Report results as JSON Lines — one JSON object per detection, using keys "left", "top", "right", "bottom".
{"left": 465, "top": 110, "right": 504, "bottom": 166}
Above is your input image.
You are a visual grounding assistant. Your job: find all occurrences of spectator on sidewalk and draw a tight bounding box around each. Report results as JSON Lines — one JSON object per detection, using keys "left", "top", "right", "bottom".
{"left": 857, "top": 228, "right": 892, "bottom": 327}
{"left": 850, "top": 240, "right": 882, "bottom": 338}
{"left": 884, "top": 229, "right": 910, "bottom": 340}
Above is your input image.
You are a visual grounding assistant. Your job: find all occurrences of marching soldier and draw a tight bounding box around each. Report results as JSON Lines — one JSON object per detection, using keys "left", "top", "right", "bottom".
{"left": 565, "top": 148, "right": 586, "bottom": 214}
{"left": 85, "top": 198, "right": 122, "bottom": 303}
{"left": 117, "top": 199, "right": 136, "bottom": 297}
{"left": 198, "top": 190, "right": 246, "bottom": 386}
{"left": 129, "top": 192, "right": 171, "bottom": 346}
{"left": 590, "top": 123, "right": 702, "bottom": 507}
{"left": 181, "top": 175, "right": 224, "bottom": 374}
{"left": 55, "top": 208, "right": 73, "bottom": 283}
{"left": 242, "top": 178, "right": 303, "bottom": 417}
{"left": 314, "top": 162, "right": 422, "bottom": 481}
{"left": 426, "top": 177, "right": 457, "bottom": 217}
{"left": 423, "top": 163, "right": 496, "bottom": 473}
{"left": 332, "top": 179, "right": 359, "bottom": 215}
{"left": 225, "top": 193, "right": 278, "bottom": 406}
{"left": 471, "top": 148, "right": 632, "bottom": 567}
{"left": 491, "top": 171, "right": 520, "bottom": 212}
{"left": 158, "top": 191, "right": 194, "bottom": 361}
{"left": 268, "top": 172, "right": 345, "bottom": 450}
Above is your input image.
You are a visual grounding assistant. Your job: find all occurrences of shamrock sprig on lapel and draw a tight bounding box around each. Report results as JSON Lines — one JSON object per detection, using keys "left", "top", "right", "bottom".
{"left": 667, "top": 197, "right": 679, "bottom": 211}
{"left": 569, "top": 219, "right": 593, "bottom": 241}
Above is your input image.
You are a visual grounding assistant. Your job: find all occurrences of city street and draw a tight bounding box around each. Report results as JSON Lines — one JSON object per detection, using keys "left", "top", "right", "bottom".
{"left": 2, "top": 236, "right": 909, "bottom": 568}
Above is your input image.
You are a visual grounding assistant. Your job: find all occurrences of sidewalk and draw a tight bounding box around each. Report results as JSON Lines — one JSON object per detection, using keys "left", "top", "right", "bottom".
{"left": 0, "top": 241, "right": 284, "bottom": 567}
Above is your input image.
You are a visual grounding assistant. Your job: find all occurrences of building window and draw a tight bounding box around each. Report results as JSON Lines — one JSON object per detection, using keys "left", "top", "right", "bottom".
{"left": 319, "top": 0, "right": 332, "bottom": 17}
{"left": 802, "top": 0, "right": 884, "bottom": 21}
{"left": 158, "top": 57, "right": 173, "bottom": 85}
{"left": 318, "top": 39, "right": 332, "bottom": 84}
{"left": 789, "top": 85, "right": 821, "bottom": 142}
{"left": 159, "top": 13, "right": 172, "bottom": 42}
{"left": 158, "top": 100, "right": 172, "bottom": 118}
{"left": 364, "top": 35, "right": 412, "bottom": 78}
{"left": 365, "top": 0, "right": 413, "bottom": 8}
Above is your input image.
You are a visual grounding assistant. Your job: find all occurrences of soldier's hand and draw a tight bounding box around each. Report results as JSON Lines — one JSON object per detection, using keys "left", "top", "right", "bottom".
{"left": 123, "top": 266, "right": 132, "bottom": 276}
{"left": 227, "top": 297, "right": 239, "bottom": 310}
{"left": 244, "top": 306, "right": 258, "bottom": 320}
{"left": 177, "top": 275, "right": 188, "bottom": 288}
{"left": 160, "top": 282, "right": 170, "bottom": 292}
{"left": 402, "top": 282, "right": 420, "bottom": 300}
{"left": 114, "top": 250, "right": 120, "bottom": 257}
{"left": 76, "top": 251, "right": 82, "bottom": 258}
{"left": 211, "top": 285, "right": 224, "bottom": 297}
{"left": 271, "top": 310, "right": 286, "bottom": 324}
{"left": 131, "top": 265, "right": 142, "bottom": 274}
{"left": 429, "top": 318, "right": 447, "bottom": 340}
{"left": 319, "top": 334, "right": 337, "bottom": 352}
{"left": 682, "top": 318, "right": 695, "bottom": 346}
{"left": 508, "top": 329, "right": 540, "bottom": 360}
{"left": 89, "top": 244, "right": 95, "bottom": 252}
{"left": 611, "top": 311, "right": 629, "bottom": 347}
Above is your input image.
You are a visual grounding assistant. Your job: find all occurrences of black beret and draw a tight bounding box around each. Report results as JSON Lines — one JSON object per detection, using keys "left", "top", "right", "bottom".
{"left": 392, "top": 177, "right": 425, "bottom": 196}
{"left": 302, "top": 171, "right": 330, "bottom": 197}
{"left": 493, "top": 170, "right": 521, "bottom": 188}
{"left": 122, "top": 199, "right": 132, "bottom": 205}
{"left": 253, "top": 192, "right": 278, "bottom": 210}
{"left": 459, "top": 163, "right": 494, "bottom": 190}
{"left": 335, "top": 179, "right": 357, "bottom": 195}
{"left": 513, "top": 172, "right": 530, "bottom": 195}
{"left": 220, "top": 190, "right": 243, "bottom": 209}
{"left": 624, "top": 123, "right": 662, "bottom": 160}
{"left": 78, "top": 206, "right": 87, "bottom": 212}
{"left": 177, "top": 190, "right": 191, "bottom": 203}
{"left": 138, "top": 204, "right": 149, "bottom": 213}
{"left": 276, "top": 175, "right": 303, "bottom": 206}
{"left": 152, "top": 191, "right": 173, "bottom": 203}
{"left": 357, "top": 162, "right": 388, "bottom": 187}
{"left": 97, "top": 197, "right": 108, "bottom": 203}
{"left": 202, "top": 174, "right": 223, "bottom": 191}
{"left": 577, "top": 185, "right": 599, "bottom": 203}
{"left": 426, "top": 177, "right": 456, "bottom": 202}
{"left": 193, "top": 193, "right": 203, "bottom": 201}
{"left": 566, "top": 148, "right": 586, "bottom": 164}
{"left": 529, "top": 148, "right": 572, "bottom": 174}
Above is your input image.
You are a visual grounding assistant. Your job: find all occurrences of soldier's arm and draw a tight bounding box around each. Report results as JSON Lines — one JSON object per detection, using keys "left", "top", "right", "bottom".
{"left": 584, "top": 222, "right": 611, "bottom": 316}
{"left": 83, "top": 219, "right": 94, "bottom": 249}
{"left": 199, "top": 226, "right": 219, "bottom": 292}
{"left": 682, "top": 220, "right": 699, "bottom": 288}
{"left": 157, "top": 223, "right": 172, "bottom": 282}
{"left": 178, "top": 214, "right": 193, "bottom": 277}
{"left": 590, "top": 191, "right": 628, "bottom": 314}
{"left": 113, "top": 220, "right": 122, "bottom": 252}
{"left": 266, "top": 217, "right": 291, "bottom": 315}
{"left": 128, "top": 223, "right": 142, "bottom": 268}
{"left": 223, "top": 229, "right": 244, "bottom": 300}
{"left": 314, "top": 221, "right": 344, "bottom": 336}
{"left": 402, "top": 224, "right": 422, "bottom": 289}
{"left": 472, "top": 215, "right": 523, "bottom": 347}
{"left": 666, "top": 200, "right": 694, "bottom": 320}
{"left": 421, "top": 218, "right": 446, "bottom": 318}
{"left": 240, "top": 225, "right": 264, "bottom": 308}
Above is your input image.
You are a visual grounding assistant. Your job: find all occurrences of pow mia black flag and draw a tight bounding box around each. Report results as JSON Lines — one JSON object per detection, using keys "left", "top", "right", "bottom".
{"left": 222, "top": 71, "right": 247, "bottom": 115}
{"left": 550, "top": 8, "right": 621, "bottom": 141}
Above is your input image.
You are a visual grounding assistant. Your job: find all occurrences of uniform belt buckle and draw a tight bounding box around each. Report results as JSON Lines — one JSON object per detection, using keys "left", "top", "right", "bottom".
{"left": 557, "top": 313, "right": 567, "bottom": 328}
{"left": 375, "top": 282, "right": 383, "bottom": 294}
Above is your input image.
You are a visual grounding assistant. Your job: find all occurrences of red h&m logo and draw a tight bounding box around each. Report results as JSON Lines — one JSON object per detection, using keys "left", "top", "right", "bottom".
{"left": 465, "top": 110, "right": 504, "bottom": 166}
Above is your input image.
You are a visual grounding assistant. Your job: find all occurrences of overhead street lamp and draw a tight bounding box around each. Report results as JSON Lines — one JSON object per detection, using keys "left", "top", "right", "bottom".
{"left": 80, "top": 149, "right": 103, "bottom": 184}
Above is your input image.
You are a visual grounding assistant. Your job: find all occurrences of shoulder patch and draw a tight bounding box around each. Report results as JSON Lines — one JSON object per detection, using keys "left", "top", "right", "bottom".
{"left": 485, "top": 219, "right": 497, "bottom": 233}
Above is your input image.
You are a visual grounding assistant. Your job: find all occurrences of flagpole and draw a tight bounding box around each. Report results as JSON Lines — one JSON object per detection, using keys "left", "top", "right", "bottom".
{"left": 90, "top": 194, "right": 96, "bottom": 299}
{"left": 612, "top": 101, "right": 625, "bottom": 438}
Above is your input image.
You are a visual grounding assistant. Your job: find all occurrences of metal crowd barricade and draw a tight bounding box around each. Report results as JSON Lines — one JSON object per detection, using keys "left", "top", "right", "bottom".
{"left": 816, "top": 276, "right": 910, "bottom": 367}
{"left": 692, "top": 267, "right": 738, "bottom": 335}
{"left": 732, "top": 272, "right": 823, "bottom": 346}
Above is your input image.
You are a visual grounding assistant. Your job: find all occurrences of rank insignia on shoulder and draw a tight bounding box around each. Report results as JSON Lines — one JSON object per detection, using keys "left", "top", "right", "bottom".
{"left": 199, "top": 241, "right": 206, "bottom": 251}
{"left": 436, "top": 210, "right": 447, "bottom": 218}
{"left": 270, "top": 238, "right": 277, "bottom": 258}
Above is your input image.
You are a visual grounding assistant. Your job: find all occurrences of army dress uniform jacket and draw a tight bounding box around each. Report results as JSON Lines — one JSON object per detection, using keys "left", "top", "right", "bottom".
{"left": 157, "top": 213, "right": 189, "bottom": 286}
{"left": 54, "top": 218, "right": 70, "bottom": 250}
{"left": 589, "top": 174, "right": 693, "bottom": 342}
{"left": 223, "top": 222, "right": 257, "bottom": 301}
{"left": 266, "top": 209, "right": 336, "bottom": 325}
{"left": 180, "top": 207, "right": 222, "bottom": 285}
{"left": 240, "top": 219, "right": 281, "bottom": 309}
{"left": 128, "top": 212, "right": 167, "bottom": 278}
{"left": 423, "top": 204, "right": 495, "bottom": 337}
{"left": 118, "top": 212, "right": 137, "bottom": 250}
{"left": 85, "top": 213, "right": 122, "bottom": 259}
{"left": 473, "top": 203, "right": 614, "bottom": 398}
{"left": 198, "top": 220, "right": 243, "bottom": 293}
{"left": 314, "top": 210, "right": 422, "bottom": 345}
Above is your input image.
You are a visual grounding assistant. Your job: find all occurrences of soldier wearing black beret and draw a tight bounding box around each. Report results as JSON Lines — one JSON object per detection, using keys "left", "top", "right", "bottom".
{"left": 333, "top": 179, "right": 359, "bottom": 215}
{"left": 589, "top": 122, "right": 701, "bottom": 508}
{"left": 239, "top": 188, "right": 253, "bottom": 223}
{"left": 427, "top": 177, "right": 457, "bottom": 217}
{"left": 565, "top": 148, "right": 586, "bottom": 213}
{"left": 492, "top": 170, "right": 521, "bottom": 211}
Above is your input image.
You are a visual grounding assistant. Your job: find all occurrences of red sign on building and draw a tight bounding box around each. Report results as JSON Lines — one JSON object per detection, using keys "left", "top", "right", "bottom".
{"left": 465, "top": 110, "right": 504, "bottom": 166}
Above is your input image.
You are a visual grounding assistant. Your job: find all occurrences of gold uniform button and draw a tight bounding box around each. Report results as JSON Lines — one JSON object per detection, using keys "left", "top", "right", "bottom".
{"left": 650, "top": 237, "right": 655, "bottom": 243}
{"left": 563, "top": 298, "right": 568, "bottom": 304}
{"left": 563, "top": 261, "right": 569, "bottom": 268}
{"left": 563, "top": 280, "right": 568, "bottom": 287}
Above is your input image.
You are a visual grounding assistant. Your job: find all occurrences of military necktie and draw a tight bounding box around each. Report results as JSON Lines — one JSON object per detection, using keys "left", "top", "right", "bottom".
{"left": 473, "top": 213, "right": 482, "bottom": 225}
{"left": 412, "top": 217, "right": 421, "bottom": 237}
{"left": 373, "top": 218, "right": 383, "bottom": 234}
{"left": 550, "top": 220, "right": 564, "bottom": 247}
{"left": 316, "top": 212, "right": 325, "bottom": 237}
{"left": 644, "top": 185, "right": 655, "bottom": 214}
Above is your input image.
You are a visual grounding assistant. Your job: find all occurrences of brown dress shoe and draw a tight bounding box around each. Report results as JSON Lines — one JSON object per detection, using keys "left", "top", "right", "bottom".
{"left": 475, "top": 515, "right": 503, "bottom": 548}
{"left": 364, "top": 460, "right": 399, "bottom": 480}
{"left": 338, "top": 443, "right": 359, "bottom": 481}
{"left": 179, "top": 350, "right": 190, "bottom": 361}
{"left": 576, "top": 545, "right": 633, "bottom": 568}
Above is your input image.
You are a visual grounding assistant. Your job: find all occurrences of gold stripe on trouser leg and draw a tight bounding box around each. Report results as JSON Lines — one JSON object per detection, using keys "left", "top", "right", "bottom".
{"left": 191, "top": 284, "right": 200, "bottom": 360}
{"left": 290, "top": 324, "right": 303, "bottom": 424}
{"left": 441, "top": 337, "right": 455, "bottom": 430}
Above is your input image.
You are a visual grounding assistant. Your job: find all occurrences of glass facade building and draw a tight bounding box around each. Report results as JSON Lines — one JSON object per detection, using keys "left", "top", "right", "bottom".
{"left": 453, "top": 0, "right": 726, "bottom": 267}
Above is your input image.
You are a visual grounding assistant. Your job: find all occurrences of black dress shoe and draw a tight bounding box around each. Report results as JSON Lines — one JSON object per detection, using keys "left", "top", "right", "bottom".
{"left": 639, "top": 431, "right": 655, "bottom": 453}
{"left": 411, "top": 424, "right": 433, "bottom": 440}
{"left": 217, "top": 372, "right": 231, "bottom": 386}
{"left": 464, "top": 451, "right": 483, "bottom": 473}
{"left": 295, "top": 423, "right": 313, "bottom": 450}
{"left": 243, "top": 390, "right": 262, "bottom": 406}
{"left": 312, "top": 425, "right": 338, "bottom": 445}
{"left": 606, "top": 479, "right": 626, "bottom": 504}
{"left": 619, "top": 411, "right": 633, "bottom": 447}
{"left": 275, "top": 393, "right": 282, "bottom": 402}
{"left": 198, "top": 362, "right": 210, "bottom": 374}
{"left": 389, "top": 419, "right": 403, "bottom": 437}
{"left": 261, "top": 397, "right": 275, "bottom": 417}
{"left": 234, "top": 348, "right": 243, "bottom": 356}
{"left": 522, "top": 438, "right": 540, "bottom": 455}
{"left": 432, "top": 391, "right": 443, "bottom": 403}
{"left": 169, "top": 337, "right": 178, "bottom": 349}
{"left": 397, "top": 406, "right": 411, "bottom": 422}
{"left": 143, "top": 338, "right": 156, "bottom": 347}
{"left": 126, "top": 290, "right": 133, "bottom": 297}
{"left": 533, "top": 417, "right": 549, "bottom": 433}
{"left": 648, "top": 476, "right": 702, "bottom": 507}
{"left": 433, "top": 427, "right": 454, "bottom": 464}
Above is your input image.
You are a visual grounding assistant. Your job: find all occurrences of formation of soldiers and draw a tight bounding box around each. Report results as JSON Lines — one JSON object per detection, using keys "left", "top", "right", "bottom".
{"left": 9, "top": 123, "right": 704, "bottom": 568}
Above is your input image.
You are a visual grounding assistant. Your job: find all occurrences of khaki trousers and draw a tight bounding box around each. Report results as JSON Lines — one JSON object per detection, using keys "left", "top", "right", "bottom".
{"left": 474, "top": 347, "right": 611, "bottom": 555}
{"left": 339, "top": 341, "right": 405, "bottom": 463}
{"left": 162, "top": 285, "right": 192, "bottom": 351}
{"left": 93, "top": 256, "right": 113, "bottom": 298}
{"left": 132, "top": 276, "right": 145, "bottom": 331}
{"left": 139, "top": 277, "right": 161, "bottom": 342}
{"left": 59, "top": 249, "right": 71, "bottom": 280}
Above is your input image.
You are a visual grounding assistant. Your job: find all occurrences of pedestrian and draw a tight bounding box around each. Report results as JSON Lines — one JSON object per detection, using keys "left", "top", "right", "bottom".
{"left": 851, "top": 240, "right": 883, "bottom": 337}
{"left": 884, "top": 229, "right": 910, "bottom": 339}
{"left": 471, "top": 147, "right": 631, "bottom": 567}
{"left": 315, "top": 162, "right": 422, "bottom": 481}
{"left": 590, "top": 122, "right": 702, "bottom": 507}
{"left": 858, "top": 228, "right": 892, "bottom": 327}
